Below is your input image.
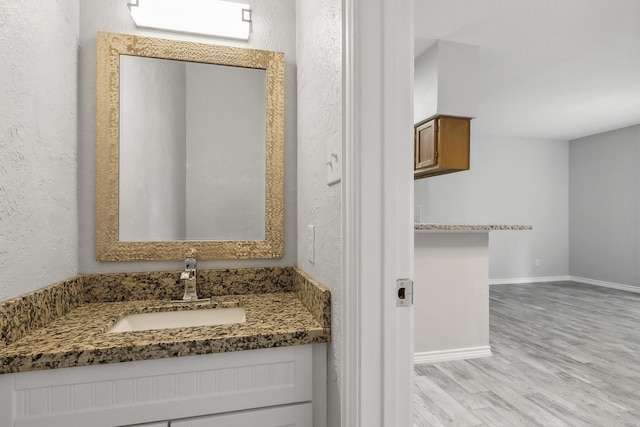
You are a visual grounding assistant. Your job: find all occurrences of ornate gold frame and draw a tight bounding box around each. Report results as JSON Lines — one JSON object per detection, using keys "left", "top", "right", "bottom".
{"left": 96, "top": 32, "right": 284, "bottom": 261}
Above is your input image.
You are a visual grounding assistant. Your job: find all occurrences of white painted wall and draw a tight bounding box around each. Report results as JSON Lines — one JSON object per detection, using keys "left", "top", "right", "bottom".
{"left": 119, "top": 56, "right": 186, "bottom": 241}
{"left": 78, "top": 0, "right": 296, "bottom": 272}
{"left": 569, "top": 124, "right": 640, "bottom": 287}
{"left": 414, "top": 232, "right": 489, "bottom": 353}
{"left": 296, "top": 1, "right": 342, "bottom": 425}
{"left": 413, "top": 45, "right": 439, "bottom": 123}
{"left": 0, "top": 0, "right": 79, "bottom": 301}
{"left": 414, "top": 40, "right": 479, "bottom": 123}
{"left": 437, "top": 41, "right": 479, "bottom": 119}
{"left": 415, "top": 130, "right": 570, "bottom": 280}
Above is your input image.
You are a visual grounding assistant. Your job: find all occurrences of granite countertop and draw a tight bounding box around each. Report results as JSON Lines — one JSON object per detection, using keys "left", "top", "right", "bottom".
{"left": 0, "top": 293, "right": 325, "bottom": 374}
{"left": 0, "top": 267, "right": 331, "bottom": 375}
{"left": 415, "top": 223, "right": 533, "bottom": 232}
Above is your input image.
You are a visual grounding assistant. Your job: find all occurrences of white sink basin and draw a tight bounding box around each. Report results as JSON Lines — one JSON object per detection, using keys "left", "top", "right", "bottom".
{"left": 107, "top": 307, "right": 246, "bottom": 333}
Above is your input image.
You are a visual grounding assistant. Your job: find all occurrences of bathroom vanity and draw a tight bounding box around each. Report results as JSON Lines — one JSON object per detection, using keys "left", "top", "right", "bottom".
{"left": 0, "top": 267, "right": 330, "bottom": 427}
{"left": 0, "top": 25, "right": 328, "bottom": 426}
{"left": 0, "top": 345, "right": 319, "bottom": 427}
{"left": 0, "top": 31, "right": 330, "bottom": 427}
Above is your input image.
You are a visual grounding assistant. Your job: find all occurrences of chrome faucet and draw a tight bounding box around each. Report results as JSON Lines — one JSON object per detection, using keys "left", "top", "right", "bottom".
{"left": 173, "top": 252, "right": 210, "bottom": 303}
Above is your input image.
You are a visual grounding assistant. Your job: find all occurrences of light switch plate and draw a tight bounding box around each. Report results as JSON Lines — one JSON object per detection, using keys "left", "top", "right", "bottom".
{"left": 307, "top": 225, "right": 315, "bottom": 264}
{"left": 326, "top": 134, "right": 341, "bottom": 186}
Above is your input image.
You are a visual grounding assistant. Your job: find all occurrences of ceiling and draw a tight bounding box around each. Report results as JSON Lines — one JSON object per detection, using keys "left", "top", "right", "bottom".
{"left": 414, "top": 0, "right": 640, "bottom": 140}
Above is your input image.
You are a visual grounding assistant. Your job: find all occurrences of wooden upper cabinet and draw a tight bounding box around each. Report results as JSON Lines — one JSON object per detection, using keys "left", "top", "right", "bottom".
{"left": 414, "top": 115, "right": 470, "bottom": 179}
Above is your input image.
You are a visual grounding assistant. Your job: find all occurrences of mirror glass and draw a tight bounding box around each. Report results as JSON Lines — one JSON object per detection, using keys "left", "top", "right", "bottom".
{"left": 96, "top": 32, "right": 284, "bottom": 261}
{"left": 119, "top": 56, "right": 266, "bottom": 241}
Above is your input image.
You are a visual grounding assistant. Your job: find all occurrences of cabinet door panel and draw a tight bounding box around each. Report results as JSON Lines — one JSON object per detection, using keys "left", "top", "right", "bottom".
{"left": 171, "top": 403, "right": 312, "bottom": 427}
{"left": 415, "top": 119, "right": 437, "bottom": 169}
{"left": 414, "top": 115, "right": 470, "bottom": 179}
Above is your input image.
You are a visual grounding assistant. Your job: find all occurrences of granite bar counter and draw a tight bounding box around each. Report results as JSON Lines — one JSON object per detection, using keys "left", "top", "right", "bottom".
{"left": 0, "top": 267, "right": 331, "bottom": 374}
{"left": 415, "top": 223, "right": 533, "bottom": 232}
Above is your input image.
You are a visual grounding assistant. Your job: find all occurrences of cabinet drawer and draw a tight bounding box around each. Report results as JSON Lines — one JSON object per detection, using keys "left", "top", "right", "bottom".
{"left": 171, "top": 403, "right": 312, "bottom": 427}
{"left": 120, "top": 423, "right": 168, "bottom": 427}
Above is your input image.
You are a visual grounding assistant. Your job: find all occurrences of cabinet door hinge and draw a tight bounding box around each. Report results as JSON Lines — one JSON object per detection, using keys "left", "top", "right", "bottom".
{"left": 396, "top": 279, "right": 413, "bottom": 307}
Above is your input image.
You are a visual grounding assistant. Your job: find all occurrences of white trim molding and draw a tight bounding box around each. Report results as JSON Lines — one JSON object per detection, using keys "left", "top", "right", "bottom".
{"left": 570, "top": 276, "right": 640, "bottom": 294}
{"left": 341, "top": 0, "right": 360, "bottom": 424}
{"left": 414, "top": 346, "right": 492, "bottom": 365}
{"left": 489, "top": 276, "right": 571, "bottom": 285}
{"left": 341, "top": 0, "right": 414, "bottom": 425}
{"left": 489, "top": 276, "right": 640, "bottom": 294}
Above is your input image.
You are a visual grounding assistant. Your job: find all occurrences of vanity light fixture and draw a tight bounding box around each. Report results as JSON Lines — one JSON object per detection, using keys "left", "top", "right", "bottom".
{"left": 128, "top": 0, "right": 252, "bottom": 41}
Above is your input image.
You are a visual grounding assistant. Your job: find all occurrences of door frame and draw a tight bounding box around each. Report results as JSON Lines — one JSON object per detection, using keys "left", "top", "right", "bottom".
{"left": 341, "top": 0, "right": 415, "bottom": 425}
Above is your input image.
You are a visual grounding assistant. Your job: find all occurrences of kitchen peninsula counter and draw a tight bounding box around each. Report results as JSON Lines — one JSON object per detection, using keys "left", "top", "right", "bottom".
{"left": 413, "top": 223, "right": 531, "bottom": 364}
{"left": 415, "top": 223, "right": 532, "bottom": 232}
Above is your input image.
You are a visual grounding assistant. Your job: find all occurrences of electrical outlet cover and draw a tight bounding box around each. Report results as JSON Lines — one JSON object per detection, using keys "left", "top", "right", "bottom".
{"left": 307, "top": 225, "right": 315, "bottom": 264}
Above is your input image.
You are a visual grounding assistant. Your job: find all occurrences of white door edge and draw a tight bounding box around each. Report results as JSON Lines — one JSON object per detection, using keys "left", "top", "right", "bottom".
{"left": 341, "top": 0, "right": 414, "bottom": 426}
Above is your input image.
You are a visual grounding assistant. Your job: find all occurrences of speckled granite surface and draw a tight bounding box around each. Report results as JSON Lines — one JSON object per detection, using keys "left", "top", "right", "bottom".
{"left": 293, "top": 267, "right": 331, "bottom": 333}
{"left": 0, "top": 277, "right": 84, "bottom": 347}
{"left": 415, "top": 223, "right": 533, "bottom": 232}
{"left": 82, "top": 267, "right": 295, "bottom": 302}
{"left": 0, "top": 267, "right": 331, "bottom": 374}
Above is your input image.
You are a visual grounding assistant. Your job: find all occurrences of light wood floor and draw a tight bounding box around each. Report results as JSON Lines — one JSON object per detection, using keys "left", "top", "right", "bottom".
{"left": 414, "top": 282, "right": 640, "bottom": 426}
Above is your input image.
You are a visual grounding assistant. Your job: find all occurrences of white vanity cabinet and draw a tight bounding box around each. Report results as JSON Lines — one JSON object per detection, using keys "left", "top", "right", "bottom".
{"left": 0, "top": 345, "right": 322, "bottom": 427}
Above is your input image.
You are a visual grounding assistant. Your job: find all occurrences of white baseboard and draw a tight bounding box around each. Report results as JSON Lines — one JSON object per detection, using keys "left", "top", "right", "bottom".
{"left": 489, "top": 276, "right": 571, "bottom": 285}
{"left": 489, "top": 276, "right": 640, "bottom": 294}
{"left": 414, "top": 346, "right": 492, "bottom": 365}
{"left": 570, "top": 276, "right": 640, "bottom": 294}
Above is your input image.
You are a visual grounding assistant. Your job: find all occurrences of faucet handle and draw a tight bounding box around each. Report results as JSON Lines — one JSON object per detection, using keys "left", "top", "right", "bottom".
{"left": 185, "top": 252, "right": 196, "bottom": 271}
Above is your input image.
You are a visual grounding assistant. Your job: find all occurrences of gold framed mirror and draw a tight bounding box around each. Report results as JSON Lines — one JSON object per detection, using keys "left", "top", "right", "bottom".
{"left": 96, "top": 32, "right": 284, "bottom": 261}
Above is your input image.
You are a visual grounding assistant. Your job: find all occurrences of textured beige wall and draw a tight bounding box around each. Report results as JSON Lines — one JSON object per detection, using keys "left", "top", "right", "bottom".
{"left": 296, "top": 1, "right": 342, "bottom": 425}
{"left": 0, "top": 0, "right": 80, "bottom": 301}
